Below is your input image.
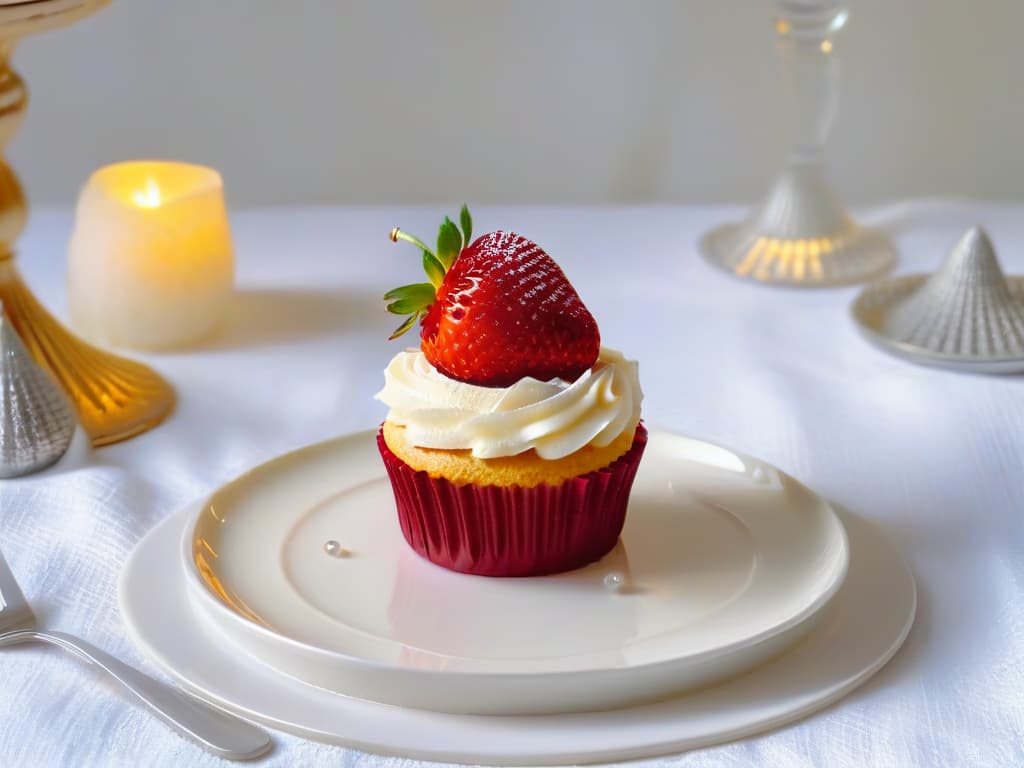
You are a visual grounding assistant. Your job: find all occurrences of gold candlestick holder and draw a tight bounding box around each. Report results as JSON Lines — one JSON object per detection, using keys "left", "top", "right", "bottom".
{"left": 0, "top": 0, "right": 174, "bottom": 447}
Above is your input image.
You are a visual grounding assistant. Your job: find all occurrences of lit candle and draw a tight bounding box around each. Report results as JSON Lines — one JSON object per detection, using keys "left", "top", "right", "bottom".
{"left": 67, "top": 161, "right": 234, "bottom": 350}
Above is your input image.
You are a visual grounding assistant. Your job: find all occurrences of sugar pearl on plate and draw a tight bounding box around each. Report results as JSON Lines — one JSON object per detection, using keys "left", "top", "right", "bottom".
{"left": 323, "top": 540, "right": 349, "bottom": 558}
{"left": 603, "top": 572, "right": 625, "bottom": 592}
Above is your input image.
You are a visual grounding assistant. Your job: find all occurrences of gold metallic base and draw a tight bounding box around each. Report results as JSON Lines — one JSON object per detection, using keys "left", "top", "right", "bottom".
{"left": 0, "top": 0, "right": 168, "bottom": 447}
{"left": 1, "top": 258, "right": 174, "bottom": 447}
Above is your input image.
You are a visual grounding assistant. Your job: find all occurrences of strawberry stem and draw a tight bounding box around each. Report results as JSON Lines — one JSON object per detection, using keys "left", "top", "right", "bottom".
{"left": 384, "top": 206, "right": 472, "bottom": 340}
{"left": 390, "top": 227, "right": 434, "bottom": 257}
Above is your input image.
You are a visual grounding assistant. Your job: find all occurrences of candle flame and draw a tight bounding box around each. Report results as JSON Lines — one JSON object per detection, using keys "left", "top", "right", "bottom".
{"left": 133, "top": 178, "right": 162, "bottom": 208}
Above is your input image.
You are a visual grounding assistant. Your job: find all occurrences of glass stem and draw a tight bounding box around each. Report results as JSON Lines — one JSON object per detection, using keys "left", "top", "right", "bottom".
{"left": 776, "top": 4, "right": 842, "bottom": 169}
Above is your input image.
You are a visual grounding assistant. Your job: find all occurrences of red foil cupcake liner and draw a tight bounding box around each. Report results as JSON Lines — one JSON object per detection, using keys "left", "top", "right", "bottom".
{"left": 376, "top": 424, "right": 648, "bottom": 577}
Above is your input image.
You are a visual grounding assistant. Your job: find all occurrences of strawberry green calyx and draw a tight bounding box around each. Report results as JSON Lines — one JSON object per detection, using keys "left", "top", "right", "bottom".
{"left": 385, "top": 204, "right": 473, "bottom": 340}
{"left": 382, "top": 282, "right": 433, "bottom": 339}
{"left": 459, "top": 205, "right": 473, "bottom": 249}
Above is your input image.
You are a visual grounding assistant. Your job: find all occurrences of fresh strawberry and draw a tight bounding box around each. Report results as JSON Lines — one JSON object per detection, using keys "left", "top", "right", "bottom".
{"left": 384, "top": 206, "right": 600, "bottom": 387}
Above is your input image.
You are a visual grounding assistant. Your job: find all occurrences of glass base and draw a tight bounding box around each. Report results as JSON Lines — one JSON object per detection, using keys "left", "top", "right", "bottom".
{"left": 701, "top": 164, "right": 896, "bottom": 287}
{"left": 702, "top": 221, "right": 896, "bottom": 287}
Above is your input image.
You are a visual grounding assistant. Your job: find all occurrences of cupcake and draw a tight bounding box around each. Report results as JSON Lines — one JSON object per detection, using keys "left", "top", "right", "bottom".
{"left": 376, "top": 206, "right": 645, "bottom": 577}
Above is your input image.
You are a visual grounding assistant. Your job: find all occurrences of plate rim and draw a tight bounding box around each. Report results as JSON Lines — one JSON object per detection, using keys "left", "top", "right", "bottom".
{"left": 180, "top": 428, "right": 850, "bottom": 681}
{"left": 119, "top": 503, "right": 914, "bottom": 765}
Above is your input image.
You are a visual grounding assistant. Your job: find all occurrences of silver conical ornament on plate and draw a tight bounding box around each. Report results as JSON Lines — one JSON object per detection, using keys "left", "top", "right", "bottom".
{"left": 0, "top": 301, "right": 77, "bottom": 478}
{"left": 852, "top": 227, "right": 1024, "bottom": 373}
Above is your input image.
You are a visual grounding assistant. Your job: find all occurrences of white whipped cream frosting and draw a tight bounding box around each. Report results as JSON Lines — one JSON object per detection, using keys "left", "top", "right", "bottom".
{"left": 376, "top": 347, "right": 643, "bottom": 460}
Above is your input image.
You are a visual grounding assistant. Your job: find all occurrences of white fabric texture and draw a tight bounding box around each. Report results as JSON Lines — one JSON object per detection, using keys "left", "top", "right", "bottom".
{"left": 1, "top": 202, "right": 1021, "bottom": 767}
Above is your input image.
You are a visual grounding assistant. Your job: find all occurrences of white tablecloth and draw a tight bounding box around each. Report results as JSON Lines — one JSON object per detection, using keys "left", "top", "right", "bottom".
{"left": 1, "top": 202, "right": 1022, "bottom": 768}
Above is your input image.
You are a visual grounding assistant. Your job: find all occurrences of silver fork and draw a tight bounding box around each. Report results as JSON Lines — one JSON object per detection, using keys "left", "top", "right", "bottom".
{"left": 0, "top": 549, "right": 272, "bottom": 760}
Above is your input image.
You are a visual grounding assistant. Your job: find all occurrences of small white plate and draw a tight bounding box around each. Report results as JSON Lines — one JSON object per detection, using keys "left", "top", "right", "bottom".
{"left": 182, "top": 430, "right": 848, "bottom": 715}
{"left": 120, "top": 503, "right": 914, "bottom": 765}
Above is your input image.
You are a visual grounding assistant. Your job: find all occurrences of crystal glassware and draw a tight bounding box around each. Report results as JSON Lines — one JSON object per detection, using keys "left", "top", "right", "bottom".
{"left": 701, "top": 0, "right": 896, "bottom": 287}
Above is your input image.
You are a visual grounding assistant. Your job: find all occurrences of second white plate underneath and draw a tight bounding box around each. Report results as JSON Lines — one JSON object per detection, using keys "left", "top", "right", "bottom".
{"left": 183, "top": 430, "right": 849, "bottom": 715}
{"left": 121, "top": 504, "right": 914, "bottom": 765}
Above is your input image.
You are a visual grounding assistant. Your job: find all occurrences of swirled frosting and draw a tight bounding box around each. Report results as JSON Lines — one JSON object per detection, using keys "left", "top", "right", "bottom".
{"left": 375, "top": 347, "right": 642, "bottom": 459}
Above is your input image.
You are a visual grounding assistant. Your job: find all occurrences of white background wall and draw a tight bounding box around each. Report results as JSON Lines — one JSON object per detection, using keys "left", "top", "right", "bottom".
{"left": 9, "top": 0, "right": 1024, "bottom": 207}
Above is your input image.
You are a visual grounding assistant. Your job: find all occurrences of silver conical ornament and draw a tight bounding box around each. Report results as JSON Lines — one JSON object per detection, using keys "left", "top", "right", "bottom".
{"left": 1, "top": 302, "right": 77, "bottom": 477}
{"left": 852, "top": 227, "right": 1024, "bottom": 373}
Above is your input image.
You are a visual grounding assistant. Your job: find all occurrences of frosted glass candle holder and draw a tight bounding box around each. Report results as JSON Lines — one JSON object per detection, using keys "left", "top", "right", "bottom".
{"left": 68, "top": 161, "right": 234, "bottom": 350}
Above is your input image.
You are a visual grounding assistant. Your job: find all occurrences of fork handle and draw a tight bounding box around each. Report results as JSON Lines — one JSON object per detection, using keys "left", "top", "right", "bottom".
{"left": 35, "top": 630, "right": 272, "bottom": 760}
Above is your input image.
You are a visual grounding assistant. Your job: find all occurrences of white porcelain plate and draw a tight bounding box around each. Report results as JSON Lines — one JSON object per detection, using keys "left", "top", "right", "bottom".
{"left": 180, "top": 430, "right": 848, "bottom": 715}
{"left": 120, "top": 502, "right": 914, "bottom": 765}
